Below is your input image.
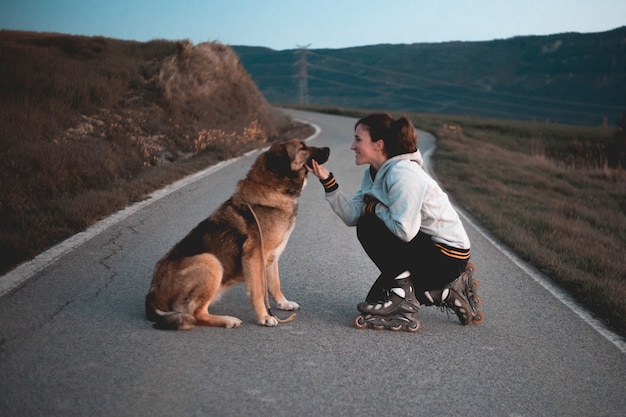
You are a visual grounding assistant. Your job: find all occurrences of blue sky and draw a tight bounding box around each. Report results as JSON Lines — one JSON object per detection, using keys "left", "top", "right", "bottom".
{"left": 1, "top": 0, "right": 624, "bottom": 50}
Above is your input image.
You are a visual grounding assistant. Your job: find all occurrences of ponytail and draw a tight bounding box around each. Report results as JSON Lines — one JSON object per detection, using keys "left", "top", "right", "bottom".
{"left": 390, "top": 116, "right": 417, "bottom": 156}
{"left": 356, "top": 113, "right": 417, "bottom": 158}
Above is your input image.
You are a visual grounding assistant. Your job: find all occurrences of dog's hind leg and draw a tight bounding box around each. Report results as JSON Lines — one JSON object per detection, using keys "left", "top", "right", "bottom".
{"left": 194, "top": 309, "right": 243, "bottom": 328}
{"left": 162, "top": 254, "right": 241, "bottom": 329}
{"left": 185, "top": 254, "right": 243, "bottom": 328}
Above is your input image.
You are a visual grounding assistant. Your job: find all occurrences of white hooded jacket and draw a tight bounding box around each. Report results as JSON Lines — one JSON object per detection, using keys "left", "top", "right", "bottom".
{"left": 324, "top": 150, "right": 470, "bottom": 249}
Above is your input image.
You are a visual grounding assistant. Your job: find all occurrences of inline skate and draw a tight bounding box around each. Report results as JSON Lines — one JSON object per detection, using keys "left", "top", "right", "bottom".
{"left": 422, "top": 262, "right": 484, "bottom": 325}
{"left": 353, "top": 271, "right": 422, "bottom": 332}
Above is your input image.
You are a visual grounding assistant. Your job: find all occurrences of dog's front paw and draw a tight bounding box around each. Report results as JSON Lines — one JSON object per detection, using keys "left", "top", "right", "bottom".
{"left": 258, "top": 315, "right": 279, "bottom": 327}
{"left": 224, "top": 316, "right": 243, "bottom": 328}
{"left": 277, "top": 300, "right": 300, "bottom": 311}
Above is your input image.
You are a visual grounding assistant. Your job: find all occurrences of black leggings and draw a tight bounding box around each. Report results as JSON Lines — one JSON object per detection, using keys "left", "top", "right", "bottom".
{"left": 357, "top": 213, "right": 468, "bottom": 302}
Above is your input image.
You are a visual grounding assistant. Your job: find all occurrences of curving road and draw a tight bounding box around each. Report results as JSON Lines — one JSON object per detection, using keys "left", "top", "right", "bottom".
{"left": 0, "top": 110, "right": 624, "bottom": 416}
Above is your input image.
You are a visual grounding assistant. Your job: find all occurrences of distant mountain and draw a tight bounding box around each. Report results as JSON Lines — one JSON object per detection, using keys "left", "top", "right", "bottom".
{"left": 233, "top": 27, "right": 626, "bottom": 126}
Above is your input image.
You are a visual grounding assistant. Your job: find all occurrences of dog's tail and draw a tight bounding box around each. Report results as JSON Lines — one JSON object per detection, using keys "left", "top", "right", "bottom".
{"left": 145, "top": 293, "right": 197, "bottom": 330}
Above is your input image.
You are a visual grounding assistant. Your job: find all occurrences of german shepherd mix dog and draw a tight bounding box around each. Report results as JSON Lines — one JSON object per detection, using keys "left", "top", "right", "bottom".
{"left": 146, "top": 139, "right": 330, "bottom": 330}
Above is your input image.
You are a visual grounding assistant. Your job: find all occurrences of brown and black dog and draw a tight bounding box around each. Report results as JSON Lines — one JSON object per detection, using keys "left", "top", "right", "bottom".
{"left": 145, "top": 139, "right": 330, "bottom": 329}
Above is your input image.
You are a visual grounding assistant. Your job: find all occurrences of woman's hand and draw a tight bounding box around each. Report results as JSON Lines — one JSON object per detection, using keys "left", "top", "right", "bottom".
{"left": 306, "top": 159, "right": 330, "bottom": 180}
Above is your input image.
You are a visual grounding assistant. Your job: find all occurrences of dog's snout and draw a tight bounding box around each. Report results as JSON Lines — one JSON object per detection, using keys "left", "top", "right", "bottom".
{"left": 311, "top": 147, "right": 330, "bottom": 165}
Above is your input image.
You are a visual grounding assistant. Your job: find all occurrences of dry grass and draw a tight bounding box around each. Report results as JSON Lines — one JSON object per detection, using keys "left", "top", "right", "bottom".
{"left": 0, "top": 31, "right": 309, "bottom": 275}
{"left": 432, "top": 122, "right": 626, "bottom": 338}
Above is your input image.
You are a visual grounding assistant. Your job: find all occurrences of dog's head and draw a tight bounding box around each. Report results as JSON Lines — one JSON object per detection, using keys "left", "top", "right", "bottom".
{"left": 265, "top": 139, "right": 330, "bottom": 178}
{"left": 241, "top": 139, "right": 330, "bottom": 198}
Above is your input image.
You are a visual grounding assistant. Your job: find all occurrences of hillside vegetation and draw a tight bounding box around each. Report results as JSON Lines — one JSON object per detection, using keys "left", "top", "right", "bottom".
{"left": 233, "top": 26, "right": 626, "bottom": 126}
{"left": 0, "top": 31, "right": 310, "bottom": 275}
{"left": 429, "top": 114, "right": 625, "bottom": 338}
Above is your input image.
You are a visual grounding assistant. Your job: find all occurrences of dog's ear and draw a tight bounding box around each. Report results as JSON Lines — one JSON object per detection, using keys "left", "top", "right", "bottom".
{"left": 264, "top": 141, "right": 293, "bottom": 176}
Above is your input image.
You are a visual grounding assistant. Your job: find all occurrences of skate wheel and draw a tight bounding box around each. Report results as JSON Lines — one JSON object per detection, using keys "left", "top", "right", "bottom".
{"left": 406, "top": 320, "right": 421, "bottom": 333}
{"left": 370, "top": 324, "right": 385, "bottom": 330}
{"left": 467, "top": 262, "right": 477, "bottom": 274}
{"left": 471, "top": 278, "right": 479, "bottom": 290}
{"left": 353, "top": 314, "right": 368, "bottom": 330}
{"left": 389, "top": 323, "right": 403, "bottom": 331}
{"left": 475, "top": 295, "right": 482, "bottom": 307}
{"left": 471, "top": 310, "right": 485, "bottom": 325}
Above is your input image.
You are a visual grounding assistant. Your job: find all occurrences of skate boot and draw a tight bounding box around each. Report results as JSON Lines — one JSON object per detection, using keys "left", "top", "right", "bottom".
{"left": 423, "top": 262, "right": 484, "bottom": 325}
{"left": 353, "top": 271, "right": 422, "bottom": 332}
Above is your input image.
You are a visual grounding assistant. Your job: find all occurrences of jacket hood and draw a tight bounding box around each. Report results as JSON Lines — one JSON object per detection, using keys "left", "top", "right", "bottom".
{"left": 376, "top": 150, "right": 423, "bottom": 177}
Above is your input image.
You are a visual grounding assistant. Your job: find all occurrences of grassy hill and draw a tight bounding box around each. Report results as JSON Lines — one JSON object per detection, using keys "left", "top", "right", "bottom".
{"left": 0, "top": 30, "right": 310, "bottom": 275}
{"left": 233, "top": 27, "right": 626, "bottom": 126}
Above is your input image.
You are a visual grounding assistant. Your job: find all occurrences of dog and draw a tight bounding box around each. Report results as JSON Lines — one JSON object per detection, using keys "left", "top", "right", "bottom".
{"left": 145, "top": 139, "right": 330, "bottom": 330}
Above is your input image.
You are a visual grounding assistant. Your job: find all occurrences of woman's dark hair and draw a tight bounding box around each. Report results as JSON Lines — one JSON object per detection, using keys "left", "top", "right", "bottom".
{"left": 355, "top": 113, "right": 417, "bottom": 158}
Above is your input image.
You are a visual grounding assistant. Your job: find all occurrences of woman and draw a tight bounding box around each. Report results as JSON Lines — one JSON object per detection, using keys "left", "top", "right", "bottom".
{"left": 307, "top": 113, "right": 483, "bottom": 331}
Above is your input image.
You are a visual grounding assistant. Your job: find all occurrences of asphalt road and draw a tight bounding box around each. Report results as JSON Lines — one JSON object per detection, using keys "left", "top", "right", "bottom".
{"left": 1, "top": 110, "right": 624, "bottom": 417}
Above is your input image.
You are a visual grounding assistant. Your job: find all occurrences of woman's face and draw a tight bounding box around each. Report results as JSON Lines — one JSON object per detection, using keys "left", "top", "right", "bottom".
{"left": 351, "top": 123, "right": 385, "bottom": 169}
